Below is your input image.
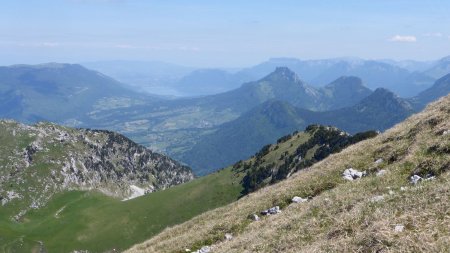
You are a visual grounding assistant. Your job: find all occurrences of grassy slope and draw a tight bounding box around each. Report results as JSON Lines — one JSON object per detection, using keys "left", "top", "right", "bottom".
{"left": 0, "top": 167, "right": 243, "bottom": 253}
{"left": 126, "top": 94, "right": 450, "bottom": 253}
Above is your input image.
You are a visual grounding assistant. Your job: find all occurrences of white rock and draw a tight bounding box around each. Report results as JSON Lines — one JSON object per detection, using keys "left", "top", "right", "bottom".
{"left": 224, "top": 233, "right": 233, "bottom": 241}
{"left": 400, "top": 187, "right": 407, "bottom": 191}
{"left": 185, "top": 249, "right": 191, "bottom": 252}
{"left": 388, "top": 190, "right": 395, "bottom": 195}
{"left": 291, "top": 196, "right": 308, "bottom": 203}
{"left": 250, "top": 214, "right": 260, "bottom": 221}
{"left": 193, "top": 246, "right": 211, "bottom": 253}
{"left": 261, "top": 206, "right": 281, "bottom": 215}
{"left": 394, "top": 225, "right": 404, "bottom": 232}
{"left": 343, "top": 174, "right": 354, "bottom": 181}
{"left": 425, "top": 175, "right": 436, "bottom": 181}
{"left": 370, "top": 195, "right": 385, "bottom": 202}
{"left": 410, "top": 175, "right": 422, "bottom": 184}
{"left": 374, "top": 158, "right": 384, "bottom": 164}
{"left": 376, "top": 170, "right": 387, "bottom": 177}
{"left": 443, "top": 130, "right": 449, "bottom": 136}
{"left": 343, "top": 168, "right": 366, "bottom": 181}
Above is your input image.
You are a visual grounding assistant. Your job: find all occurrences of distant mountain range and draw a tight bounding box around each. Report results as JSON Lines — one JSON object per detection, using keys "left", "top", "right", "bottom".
{"left": 81, "top": 56, "right": 450, "bottom": 97}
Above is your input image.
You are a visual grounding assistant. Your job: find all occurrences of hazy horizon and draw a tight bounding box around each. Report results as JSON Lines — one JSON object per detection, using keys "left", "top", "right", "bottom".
{"left": 2, "top": 0, "right": 450, "bottom": 67}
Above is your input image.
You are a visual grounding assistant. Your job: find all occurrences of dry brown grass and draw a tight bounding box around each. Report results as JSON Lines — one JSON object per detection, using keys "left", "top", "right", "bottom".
{"left": 126, "top": 94, "right": 450, "bottom": 253}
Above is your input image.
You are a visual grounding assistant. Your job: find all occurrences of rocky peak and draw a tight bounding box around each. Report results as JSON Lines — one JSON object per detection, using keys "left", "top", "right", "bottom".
{"left": 0, "top": 120, "right": 194, "bottom": 220}
{"left": 325, "top": 76, "right": 364, "bottom": 89}
{"left": 264, "top": 67, "right": 301, "bottom": 83}
{"left": 362, "top": 88, "right": 413, "bottom": 111}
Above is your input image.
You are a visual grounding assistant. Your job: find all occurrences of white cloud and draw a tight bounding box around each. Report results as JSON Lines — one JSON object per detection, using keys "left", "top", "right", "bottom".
{"left": 423, "top": 32, "right": 443, "bottom": 37}
{"left": 389, "top": 35, "right": 417, "bottom": 42}
{"left": 15, "top": 42, "right": 60, "bottom": 48}
{"left": 114, "top": 44, "right": 135, "bottom": 49}
{"left": 41, "top": 42, "right": 60, "bottom": 47}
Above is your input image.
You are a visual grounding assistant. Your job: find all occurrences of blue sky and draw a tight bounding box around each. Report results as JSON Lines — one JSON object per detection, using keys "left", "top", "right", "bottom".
{"left": 1, "top": 0, "right": 450, "bottom": 67}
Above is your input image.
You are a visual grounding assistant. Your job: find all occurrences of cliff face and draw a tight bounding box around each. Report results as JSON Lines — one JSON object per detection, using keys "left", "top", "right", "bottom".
{"left": 0, "top": 120, "right": 193, "bottom": 218}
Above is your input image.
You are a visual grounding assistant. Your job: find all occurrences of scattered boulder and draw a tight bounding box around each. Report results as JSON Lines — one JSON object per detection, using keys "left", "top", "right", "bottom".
{"left": 261, "top": 206, "right": 281, "bottom": 215}
{"left": 410, "top": 173, "right": 434, "bottom": 185}
{"left": 374, "top": 158, "right": 384, "bottom": 164}
{"left": 291, "top": 196, "right": 308, "bottom": 203}
{"left": 185, "top": 249, "right": 191, "bottom": 252}
{"left": 249, "top": 214, "right": 260, "bottom": 221}
{"left": 443, "top": 130, "right": 449, "bottom": 136}
{"left": 394, "top": 225, "right": 405, "bottom": 232}
{"left": 193, "top": 246, "right": 211, "bottom": 253}
{"left": 370, "top": 195, "right": 385, "bottom": 202}
{"left": 425, "top": 174, "right": 436, "bottom": 181}
{"left": 224, "top": 233, "right": 233, "bottom": 241}
{"left": 342, "top": 168, "right": 366, "bottom": 181}
{"left": 410, "top": 175, "right": 422, "bottom": 184}
{"left": 376, "top": 169, "right": 387, "bottom": 177}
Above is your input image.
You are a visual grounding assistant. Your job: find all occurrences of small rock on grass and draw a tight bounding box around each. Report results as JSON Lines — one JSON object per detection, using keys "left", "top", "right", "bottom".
{"left": 193, "top": 246, "right": 211, "bottom": 253}
{"left": 394, "top": 225, "right": 404, "bottom": 232}
{"left": 376, "top": 169, "right": 387, "bottom": 177}
{"left": 370, "top": 195, "right": 385, "bottom": 202}
{"left": 374, "top": 158, "right": 384, "bottom": 164}
{"left": 261, "top": 206, "right": 281, "bottom": 215}
{"left": 224, "top": 233, "right": 233, "bottom": 241}
{"left": 410, "top": 175, "right": 422, "bottom": 184}
{"left": 250, "top": 214, "right": 260, "bottom": 221}
{"left": 343, "top": 168, "right": 366, "bottom": 181}
{"left": 291, "top": 196, "right": 308, "bottom": 203}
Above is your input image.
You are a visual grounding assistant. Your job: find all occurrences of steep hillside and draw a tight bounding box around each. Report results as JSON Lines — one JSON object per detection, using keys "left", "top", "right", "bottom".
{"left": 412, "top": 73, "right": 450, "bottom": 110}
{"left": 0, "top": 63, "right": 159, "bottom": 125}
{"left": 127, "top": 92, "right": 450, "bottom": 253}
{"left": 181, "top": 101, "right": 307, "bottom": 175}
{"left": 424, "top": 56, "right": 450, "bottom": 79}
{"left": 0, "top": 168, "right": 240, "bottom": 253}
{"left": 305, "top": 88, "right": 413, "bottom": 133}
{"left": 0, "top": 120, "right": 193, "bottom": 222}
{"left": 183, "top": 88, "right": 412, "bottom": 174}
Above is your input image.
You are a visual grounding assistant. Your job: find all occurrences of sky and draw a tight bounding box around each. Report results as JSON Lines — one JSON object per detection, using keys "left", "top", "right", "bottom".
{"left": 1, "top": 0, "right": 450, "bottom": 67}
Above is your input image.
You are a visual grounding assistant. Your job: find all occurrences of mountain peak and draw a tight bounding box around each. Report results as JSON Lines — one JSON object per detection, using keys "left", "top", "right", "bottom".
{"left": 325, "top": 76, "right": 364, "bottom": 89}
{"left": 371, "top": 87, "right": 395, "bottom": 97}
{"left": 265, "top": 67, "right": 300, "bottom": 82}
{"left": 362, "top": 88, "right": 413, "bottom": 111}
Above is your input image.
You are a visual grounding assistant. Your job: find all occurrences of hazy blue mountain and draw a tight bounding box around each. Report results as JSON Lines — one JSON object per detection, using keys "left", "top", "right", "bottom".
{"left": 0, "top": 63, "right": 159, "bottom": 125}
{"left": 302, "top": 88, "right": 414, "bottom": 134}
{"left": 81, "top": 60, "right": 195, "bottom": 95}
{"left": 309, "top": 60, "right": 434, "bottom": 97}
{"left": 423, "top": 56, "right": 450, "bottom": 79}
{"left": 379, "top": 59, "right": 435, "bottom": 72}
{"left": 319, "top": 76, "right": 372, "bottom": 109}
{"left": 411, "top": 73, "right": 450, "bottom": 110}
{"left": 196, "top": 67, "right": 371, "bottom": 113}
{"left": 236, "top": 58, "right": 435, "bottom": 97}
{"left": 82, "top": 57, "right": 439, "bottom": 98}
{"left": 173, "top": 69, "right": 243, "bottom": 96}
